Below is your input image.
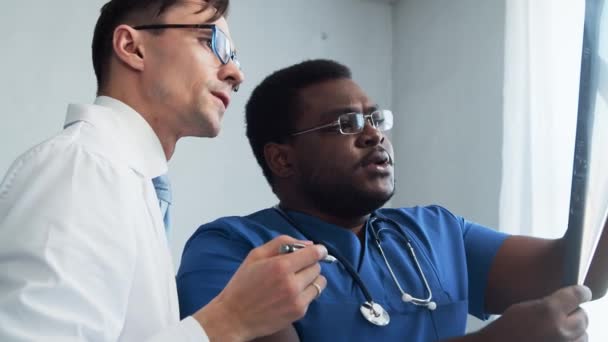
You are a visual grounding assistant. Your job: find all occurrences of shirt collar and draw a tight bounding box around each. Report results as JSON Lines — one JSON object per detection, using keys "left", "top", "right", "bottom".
{"left": 64, "top": 96, "right": 168, "bottom": 178}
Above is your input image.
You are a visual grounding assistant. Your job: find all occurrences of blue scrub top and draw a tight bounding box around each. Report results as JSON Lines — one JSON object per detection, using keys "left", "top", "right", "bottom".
{"left": 177, "top": 205, "right": 508, "bottom": 341}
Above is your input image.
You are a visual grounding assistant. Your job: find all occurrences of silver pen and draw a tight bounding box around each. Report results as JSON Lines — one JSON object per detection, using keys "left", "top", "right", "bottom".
{"left": 279, "top": 243, "right": 338, "bottom": 263}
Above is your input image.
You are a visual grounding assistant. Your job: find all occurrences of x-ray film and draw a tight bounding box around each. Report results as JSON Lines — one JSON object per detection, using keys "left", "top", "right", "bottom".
{"left": 564, "top": 0, "right": 608, "bottom": 286}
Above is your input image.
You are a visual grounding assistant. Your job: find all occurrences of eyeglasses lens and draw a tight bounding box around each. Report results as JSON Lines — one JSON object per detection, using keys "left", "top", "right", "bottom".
{"left": 373, "top": 110, "right": 393, "bottom": 131}
{"left": 339, "top": 111, "right": 393, "bottom": 134}
{"left": 339, "top": 113, "right": 366, "bottom": 134}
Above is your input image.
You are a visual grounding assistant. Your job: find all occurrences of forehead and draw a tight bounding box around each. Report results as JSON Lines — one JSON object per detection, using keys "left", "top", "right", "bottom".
{"left": 296, "top": 78, "right": 373, "bottom": 122}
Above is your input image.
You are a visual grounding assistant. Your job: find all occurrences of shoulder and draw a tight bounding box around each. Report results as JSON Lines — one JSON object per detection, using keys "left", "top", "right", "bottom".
{"left": 5, "top": 122, "right": 129, "bottom": 174}
{"left": 184, "top": 208, "right": 282, "bottom": 251}
{"left": 2, "top": 124, "right": 134, "bottom": 199}
{"left": 380, "top": 206, "right": 507, "bottom": 252}
{"left": 375, "top": 205, "right": 470, "bottom": 252}
{"left": 0, "top": 124, "right": 142, "bottom": 242}
{"left": 379, "top": 205, "right": 463, "bottom": 227}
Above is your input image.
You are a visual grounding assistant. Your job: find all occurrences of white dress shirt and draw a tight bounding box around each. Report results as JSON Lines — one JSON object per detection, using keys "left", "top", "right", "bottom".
{"left": 0, "top": 97, "right": 208, "bottom": 341}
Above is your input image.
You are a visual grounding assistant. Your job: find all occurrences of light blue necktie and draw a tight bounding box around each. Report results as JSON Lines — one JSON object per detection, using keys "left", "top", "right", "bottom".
{"left": 152, "top": 174, "right": 172, "bottom": 236}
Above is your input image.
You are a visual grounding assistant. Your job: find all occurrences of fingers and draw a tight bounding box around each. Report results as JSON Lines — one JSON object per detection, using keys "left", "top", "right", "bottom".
{"left": 301, "top": 275, "right": 328, "bottom": 303}
{"left": 483, "top": 285, "right": 592, "bottom": 342}
{"left": 546, "top": 285, "right": 592, "bottom": 314}
{"left": 250, "top": 235, "right": 328, "bottom": 273}
{"left": 540, "top": 286, "right": 590, "bottom": 341}
{"left": 293, "top": 260, "right": 322, "bottom": 291}
{"left": 562, "top": 307, "right": 589, "bottom": 340}
{"left": 246, "top": 235, "right": 313, "bottom": 261}
{"left": 282, "top": 244, "right": 328, "bottom": 274}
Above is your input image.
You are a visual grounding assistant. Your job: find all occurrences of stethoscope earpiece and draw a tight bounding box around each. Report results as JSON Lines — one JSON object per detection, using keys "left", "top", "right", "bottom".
{"left": 402, "top": 293, "right": 436, "bottom": 310}
{"left": 401, "top": 293, "right": 413, "bottom": 303}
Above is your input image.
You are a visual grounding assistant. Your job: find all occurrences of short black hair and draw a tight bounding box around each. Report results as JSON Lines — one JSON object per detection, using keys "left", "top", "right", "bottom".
{"left": 92, "top": 0, "right": 229, "bottom": 93}
{"left": 245, "top": 59, "right": 352, "bottom": 186}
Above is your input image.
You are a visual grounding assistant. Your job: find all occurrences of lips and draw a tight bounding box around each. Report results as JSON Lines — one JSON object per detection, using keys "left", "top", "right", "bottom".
{"left": 360, "top": 148, "right": 393, "bottom": 168}
{"left": 211, "top": 91, "right": 230, "bottom": 109}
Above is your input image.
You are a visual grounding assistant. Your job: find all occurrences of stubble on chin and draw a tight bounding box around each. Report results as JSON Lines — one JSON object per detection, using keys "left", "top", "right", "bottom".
{"left": 300, "top": 177, "right": 395, "bottom": 218}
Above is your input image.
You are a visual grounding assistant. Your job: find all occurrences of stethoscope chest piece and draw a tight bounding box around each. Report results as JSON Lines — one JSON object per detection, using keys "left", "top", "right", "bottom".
{"left": 360, "top": 301, "right": 390, "bottom": 326}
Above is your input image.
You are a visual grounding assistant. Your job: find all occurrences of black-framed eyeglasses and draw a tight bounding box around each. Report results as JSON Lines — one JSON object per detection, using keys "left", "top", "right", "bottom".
{"left": 133, "top": 24, "right": 241, "bottom": 70}
{"left": 291, "top": 109, "right": 394, "bottom": 136}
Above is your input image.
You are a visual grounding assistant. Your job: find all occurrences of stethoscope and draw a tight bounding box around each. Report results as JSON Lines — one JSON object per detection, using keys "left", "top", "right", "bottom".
{"left": 273, "top": 206, "right": 437, "bottom": 327}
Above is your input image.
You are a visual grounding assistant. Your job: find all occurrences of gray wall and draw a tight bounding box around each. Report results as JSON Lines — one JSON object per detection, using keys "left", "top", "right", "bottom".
{"left": 391, "top": 0, "right": 505, "bottom": 229}
{"left": 0, "top": 1, "right": 103, "bottom": 170}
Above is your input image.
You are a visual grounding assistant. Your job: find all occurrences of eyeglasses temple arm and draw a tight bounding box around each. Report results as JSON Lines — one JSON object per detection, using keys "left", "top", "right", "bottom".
{"left": 291, "top": 121, "right": 340, "bottom": 136}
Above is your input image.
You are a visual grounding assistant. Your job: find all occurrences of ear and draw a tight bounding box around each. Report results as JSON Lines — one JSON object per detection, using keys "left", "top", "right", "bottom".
{"left": 264, "top": 143, "right": 296, "bottom": 179}
{"left": 112, "top": 24, "right": 145, "bottom": 72}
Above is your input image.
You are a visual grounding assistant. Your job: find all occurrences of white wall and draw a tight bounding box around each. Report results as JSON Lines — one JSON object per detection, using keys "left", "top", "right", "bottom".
{"left": 0, "top": 0, "right": 393, "bottom": 264}
{"left": 390, "top": 0, "right": 506, "bottom": 331}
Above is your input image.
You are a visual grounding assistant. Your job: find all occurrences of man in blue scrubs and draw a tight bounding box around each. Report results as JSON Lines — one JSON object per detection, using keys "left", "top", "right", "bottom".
{"left": 177, "top": 60, "right": 606, "bottom": 341}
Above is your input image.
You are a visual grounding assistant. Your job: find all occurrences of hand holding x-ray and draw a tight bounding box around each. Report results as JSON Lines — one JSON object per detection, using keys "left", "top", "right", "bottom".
{"left": 564, "top": 0, "right": 608, "bottom": 286}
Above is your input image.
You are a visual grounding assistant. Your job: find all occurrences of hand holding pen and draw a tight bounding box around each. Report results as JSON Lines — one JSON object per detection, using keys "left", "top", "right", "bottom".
{"left": 279, "top": 243, "right": 337, "bottom": 263}
{"left": 198, "top": 236, "right": 327, "bottom": 340}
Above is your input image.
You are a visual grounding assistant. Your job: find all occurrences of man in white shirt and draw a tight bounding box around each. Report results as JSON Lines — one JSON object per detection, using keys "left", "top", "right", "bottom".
{"left": 0, "top": 0, "right": 328, "bottom": 341}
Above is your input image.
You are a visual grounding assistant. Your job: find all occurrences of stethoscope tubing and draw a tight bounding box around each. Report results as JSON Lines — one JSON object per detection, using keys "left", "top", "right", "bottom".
{"left": 273, "top": 206, "right": 435, "bottom": 308}
{"left": 370, "top": 216, "right": 435, "bottom": 306}
{"left": 273, "top": 206, "right": 375, "bottom": 303}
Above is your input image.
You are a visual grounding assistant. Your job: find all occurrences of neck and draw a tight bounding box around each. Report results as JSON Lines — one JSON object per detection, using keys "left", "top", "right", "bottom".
{"left": 278, "top": 199, "right": 370, "bottom": 236}
{"left": 100, "top": 86, "right": 177, "bottom": 161}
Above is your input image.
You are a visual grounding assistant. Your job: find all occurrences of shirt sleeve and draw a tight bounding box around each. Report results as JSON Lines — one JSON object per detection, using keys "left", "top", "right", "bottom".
{"left": 0, "top": 140, "right": 138, "bottom": 341}
{"left": 460, "top": 217, "right": 509, "bottom": 320}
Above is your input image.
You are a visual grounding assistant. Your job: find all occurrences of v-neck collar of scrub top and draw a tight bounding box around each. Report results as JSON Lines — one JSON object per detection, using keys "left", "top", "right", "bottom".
{"left": 278, "top": 208, "right": 371, "bottom": 271}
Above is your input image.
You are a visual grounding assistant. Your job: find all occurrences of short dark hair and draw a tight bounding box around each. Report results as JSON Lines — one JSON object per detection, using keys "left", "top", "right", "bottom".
{"left": 92, "top": 0, "right": 229, "bottom": 92}
{"left": 245, "top": 59, "right": 352, "bottom": 186}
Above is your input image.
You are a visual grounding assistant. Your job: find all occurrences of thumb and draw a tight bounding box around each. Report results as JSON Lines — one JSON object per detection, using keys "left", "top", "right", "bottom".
{"left": 546, "top": 285, "right": 592, "bottom": 314}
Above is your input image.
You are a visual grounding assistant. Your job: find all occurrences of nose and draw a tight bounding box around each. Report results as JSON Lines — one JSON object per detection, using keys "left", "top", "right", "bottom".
{"left": 218, "top": 59, "right": 245, "bottom": 91}
{"left": 356, "top": 121, "right": 385, "bottom": 147}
